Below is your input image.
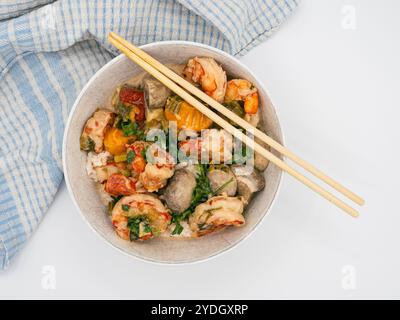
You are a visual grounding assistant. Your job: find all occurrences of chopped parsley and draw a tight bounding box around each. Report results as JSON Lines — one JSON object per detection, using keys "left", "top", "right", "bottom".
{"left": 122, "top": 204, "right": 130, "bottom": 212}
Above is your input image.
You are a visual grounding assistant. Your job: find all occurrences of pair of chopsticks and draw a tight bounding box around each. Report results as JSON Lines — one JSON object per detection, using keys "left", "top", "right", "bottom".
{"left": 108, "top": 32, "right": 364, "bottom": 217}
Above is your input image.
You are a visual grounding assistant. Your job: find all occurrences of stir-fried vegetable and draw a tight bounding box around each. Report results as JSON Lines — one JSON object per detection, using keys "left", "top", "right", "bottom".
{"left": 114, "top": 154, "right": 127, "bottom": 163}
{"left": 104, "top": 127, "right": 130, "bottom": 155}
{"left": 113, "top": 84, "right": 146, "bottom": 122}
{"left": 80, "top": 136, "right": 95, "bottom": 152}
{"left": 165, "top": 95, "right": 213, "bottom": 131}
{"left": 221, "top": 100, "right": 245, "bottom": 126}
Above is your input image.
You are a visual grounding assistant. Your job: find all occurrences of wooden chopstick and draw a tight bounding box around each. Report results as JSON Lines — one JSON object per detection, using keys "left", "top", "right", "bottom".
{"left": 108, "top": 33, "right": 360, "bottom": 218}
{"left": 109, "top": 32, "right": 364, "bottom": 207}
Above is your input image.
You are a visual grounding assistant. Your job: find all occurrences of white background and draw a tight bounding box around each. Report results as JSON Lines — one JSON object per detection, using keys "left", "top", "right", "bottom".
{"left": 1, "top": 0, "right": 399, "bottom": 299}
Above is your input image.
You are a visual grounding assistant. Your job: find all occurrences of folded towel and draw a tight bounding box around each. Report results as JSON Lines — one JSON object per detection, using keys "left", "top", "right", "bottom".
{"left": 0, "top": 0, "right": 297, "bottom": 269}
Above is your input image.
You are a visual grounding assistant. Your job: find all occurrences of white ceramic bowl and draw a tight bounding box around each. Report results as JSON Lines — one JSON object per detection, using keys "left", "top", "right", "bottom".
{"left": 63, "top": 41, "right": 283, "bottom": 264}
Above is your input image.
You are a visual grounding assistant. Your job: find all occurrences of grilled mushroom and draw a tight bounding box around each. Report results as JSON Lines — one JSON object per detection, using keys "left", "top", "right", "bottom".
{"left": 143, "top": 77, "right": 170, "bottom": 109}
{"left": 163, "top": 169, "right": 196, "bottom": 213}
{"left": 231, "top": 164, "right": 265, "bottom": 204}
{"left": 207, "top": 165, "right": 237, "bottom": 196}
{"left": 254, "top": 136, "right": 270, "bottom": 172}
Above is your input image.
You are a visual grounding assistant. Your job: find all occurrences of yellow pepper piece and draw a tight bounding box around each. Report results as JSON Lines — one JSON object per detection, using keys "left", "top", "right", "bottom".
{"left": 114, "top": 153, "right": 127, "bottom": 163}
{"left": 165, "top": 101, "right": 212, "bottom": 131}
{"left": 104, "top": 127, "right": 130, "bottom": 155}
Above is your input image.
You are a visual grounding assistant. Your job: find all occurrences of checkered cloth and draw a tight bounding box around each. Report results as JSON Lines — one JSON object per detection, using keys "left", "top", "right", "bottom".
{"left": 0, "top": 0, "right": 297, "bottom": 269}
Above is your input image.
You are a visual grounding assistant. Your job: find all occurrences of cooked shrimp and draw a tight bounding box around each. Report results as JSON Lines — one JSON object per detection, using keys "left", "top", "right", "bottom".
{"left": 105, "top": 173, "right": 137, "bottom": 196}
{"left": 139, "top": 144, "right": 175, "bottom": 192}
{"left": 183, "top": 57, "right": 227, "bottom": 103}
{"left": 179, "top": 129, "right": 233, "bottom": 164}
{"left": 201, "top": 129, "right": 233, "bottom": 164}
{"left": 189, "top": 195, "right": 245, "bottom": 237}
{"left": 140, "top": 164, "right": 174, "bottom": 192}
{"left": 80, "top": 109, "right": 115, "bottom": 153}
{"left": 127, "top": 141, "right": 151, "bottom": 176}
{"left": 112, "top": 194, "right": 171, "bottom": 241}
{"left": 225, "top": 79, "right": 259, "bottom": 114}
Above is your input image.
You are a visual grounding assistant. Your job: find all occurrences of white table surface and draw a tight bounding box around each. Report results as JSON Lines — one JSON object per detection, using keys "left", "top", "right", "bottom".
{"left": 1, "top": 0, "right": 399, "bottom": 299}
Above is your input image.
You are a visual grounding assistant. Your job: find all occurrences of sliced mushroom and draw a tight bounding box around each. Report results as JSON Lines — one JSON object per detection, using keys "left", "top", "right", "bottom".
{"left": 231, "top": 164, "right": 265, "bottom": 204}
{"left": 143, "top": 77, "right": 170, "bottom": 109}
{"left": 207, "top": 165, "right": 237, "bottom": 196}
{"left": 175, "top": 162, "right": 201, "bottom": 177}
{"left": 145, "top": 108, "right": 166, "bottom": 129}
{"left": 163, "top": 169, "right": 196, "bottom": 213}
{"left": 254, "top": 136, "right": 270, "bottom": 172}
{"left": 243, "top": 113, "right": 269, "bottom": 172}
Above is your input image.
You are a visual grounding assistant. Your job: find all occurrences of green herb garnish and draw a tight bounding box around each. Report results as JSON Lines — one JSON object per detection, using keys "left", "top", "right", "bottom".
{"left": 143, "top": 223, "right": 152, "bottom": 234}
{"left": 121, "top": 120, "right": 145, "bottom": 139}
{"left": 141, "top": 147, "right": 147, "bottom": 161}
{"left": 107, "top": 195, "right": 123, "bottom": 214}
{"left": 126, "top": 150, "right": 135, "bottom": 164}
{"left": 127, "top": 216, "right": 152, "bottom": 241}
{"left": 171, "top": 222, "right": 184, "bottom": 235}
{"left": 171, "top": 164, "right": 212, "bottom": 235}
{"left": 190, "top": 164, "right": 212, "bottom": 206}
{"left": 212, "top": 178, "right": 234, "bottom": 195}
{"left": 122, "top": 204, "right": 130, "bottom": 212}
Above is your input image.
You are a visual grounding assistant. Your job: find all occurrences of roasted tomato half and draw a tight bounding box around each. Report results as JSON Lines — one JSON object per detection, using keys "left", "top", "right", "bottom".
{"left": 117, "top": 85, "right": 146, "bottom": 122}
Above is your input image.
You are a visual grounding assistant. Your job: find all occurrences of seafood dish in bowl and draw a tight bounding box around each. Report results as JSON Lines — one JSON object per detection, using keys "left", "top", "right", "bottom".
{"left": 63, "top": 42, "right": 283, "bottom": 263}
{"left": 80, "top": 57, "right": 268, "bottom": 241}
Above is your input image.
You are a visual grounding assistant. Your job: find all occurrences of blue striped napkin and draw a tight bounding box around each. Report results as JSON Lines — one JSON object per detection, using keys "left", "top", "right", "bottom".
{"left": 0, "top": 0, "right": 297, "bottom": 269}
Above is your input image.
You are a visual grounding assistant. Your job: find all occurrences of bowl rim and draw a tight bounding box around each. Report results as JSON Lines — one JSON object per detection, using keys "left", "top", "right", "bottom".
{"left": 62, "top": 40, "right": 284, "bottom": 265}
